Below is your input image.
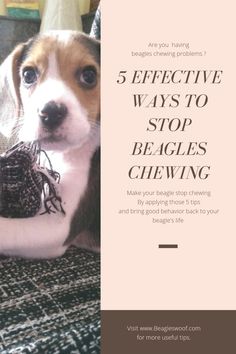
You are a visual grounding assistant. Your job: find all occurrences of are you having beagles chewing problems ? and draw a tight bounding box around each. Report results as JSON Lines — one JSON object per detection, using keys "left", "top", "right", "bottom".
{"left": 116, "top": 69, "right": 223, "bottom": 180}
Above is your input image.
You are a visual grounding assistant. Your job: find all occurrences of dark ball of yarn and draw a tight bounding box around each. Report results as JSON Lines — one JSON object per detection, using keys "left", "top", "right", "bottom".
{"left": 0, "top": 142, "right": 64, "bottom": 218}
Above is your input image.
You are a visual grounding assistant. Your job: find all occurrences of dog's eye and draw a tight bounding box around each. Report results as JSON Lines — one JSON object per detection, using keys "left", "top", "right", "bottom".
{"left": 77, "top": 66, "right": 97, "bottom": 88}
{"left": 22, "top": 67, "right": 38, "bottom": 86}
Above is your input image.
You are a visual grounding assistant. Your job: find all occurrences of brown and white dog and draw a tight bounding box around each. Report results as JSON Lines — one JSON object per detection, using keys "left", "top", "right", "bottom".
{"left": 0, "top": 30, "right": 100, "bottom": 258}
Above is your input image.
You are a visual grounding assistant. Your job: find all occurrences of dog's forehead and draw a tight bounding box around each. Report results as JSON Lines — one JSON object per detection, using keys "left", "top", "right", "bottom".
{"left": 21, "top": 31, "right": 100, "bottom": 67}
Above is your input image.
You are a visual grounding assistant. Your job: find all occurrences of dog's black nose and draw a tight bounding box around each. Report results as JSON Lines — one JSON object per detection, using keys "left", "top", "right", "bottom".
{"left": 39, "top": 101, "right": 68, "bottom": 130}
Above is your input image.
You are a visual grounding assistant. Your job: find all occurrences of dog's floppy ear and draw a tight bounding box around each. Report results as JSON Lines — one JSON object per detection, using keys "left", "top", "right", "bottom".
{"left": 0, "top": 43, "right": 25, "bottom": 148}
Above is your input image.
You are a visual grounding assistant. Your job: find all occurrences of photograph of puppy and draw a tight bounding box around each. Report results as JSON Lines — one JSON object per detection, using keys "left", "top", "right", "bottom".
{"left": 0, "top": 30, "right": 100, "bottom": 258}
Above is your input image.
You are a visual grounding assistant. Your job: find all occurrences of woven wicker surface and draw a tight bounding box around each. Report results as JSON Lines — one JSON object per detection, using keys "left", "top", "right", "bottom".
{"left": 0, "top": 246, "right": 100, "bottom": 353}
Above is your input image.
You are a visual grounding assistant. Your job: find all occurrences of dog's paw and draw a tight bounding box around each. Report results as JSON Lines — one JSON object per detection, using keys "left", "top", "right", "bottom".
{"left": 2, "top": 245, "right": 68, "bottom": 259}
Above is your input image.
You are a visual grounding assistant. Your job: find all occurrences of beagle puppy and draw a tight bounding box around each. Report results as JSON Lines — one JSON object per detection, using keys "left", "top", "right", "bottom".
{"left": 0, "top": 30, "right": 100, "bottom": 258}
